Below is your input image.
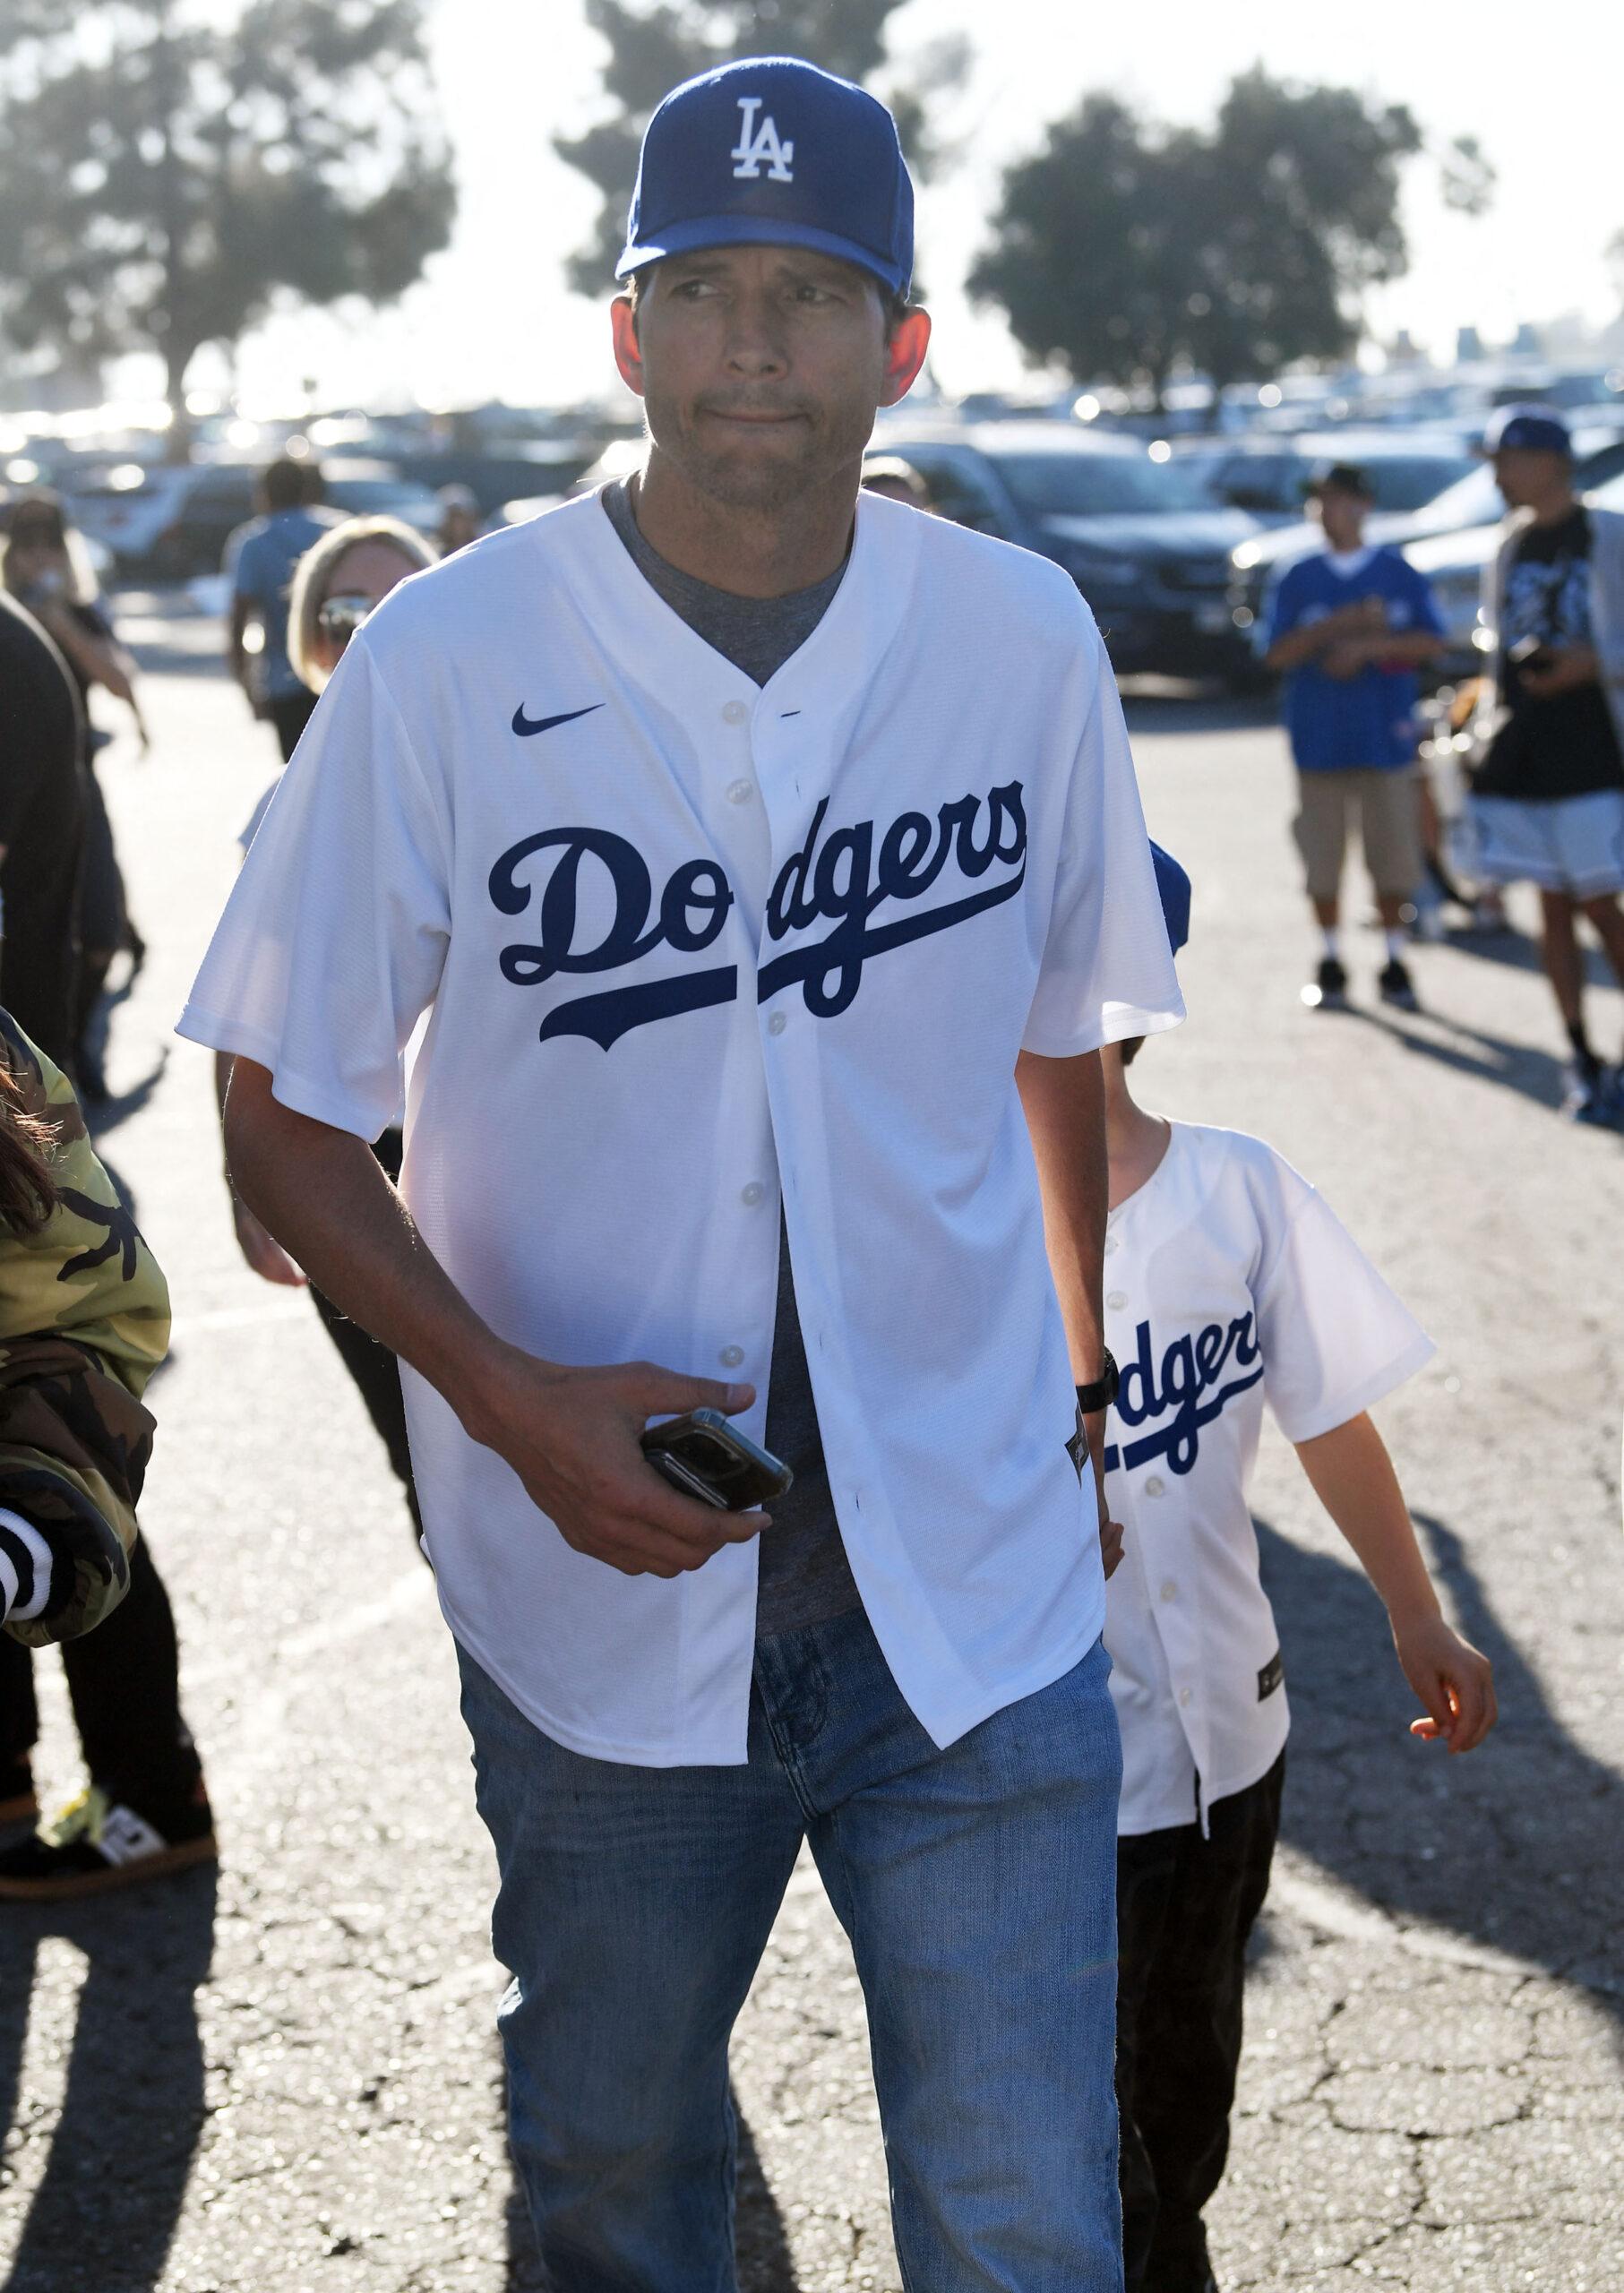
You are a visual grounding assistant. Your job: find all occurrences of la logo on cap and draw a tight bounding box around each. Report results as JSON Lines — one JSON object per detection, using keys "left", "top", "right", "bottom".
{"left": 731, "top": 95, "right": 795, "bottom": 182}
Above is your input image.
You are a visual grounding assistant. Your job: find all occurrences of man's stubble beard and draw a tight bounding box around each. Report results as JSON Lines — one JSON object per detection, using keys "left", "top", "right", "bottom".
{"left": 645, "top": 389, "right": 872, "bottom": 519}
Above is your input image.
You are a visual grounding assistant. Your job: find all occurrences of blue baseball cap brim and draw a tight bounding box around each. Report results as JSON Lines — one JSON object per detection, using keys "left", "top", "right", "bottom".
{"left": 1150, "top": 842, "right": 1190, "bottom": 958}
{"left": 1482, "top": 404, "right": 1572, "bottom": 459}
{"left": 616, "top": 213, "right": 907, "bottom": 299}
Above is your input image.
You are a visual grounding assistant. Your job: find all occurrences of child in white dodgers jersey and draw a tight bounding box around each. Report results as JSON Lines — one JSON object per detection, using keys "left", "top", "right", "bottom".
{"left": 1102, "top": 847, "right": 1496, "bottom": 2293}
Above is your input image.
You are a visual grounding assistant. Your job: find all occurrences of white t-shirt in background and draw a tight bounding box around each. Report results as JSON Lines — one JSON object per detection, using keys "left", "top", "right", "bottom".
{"left": 1102, "top": 1121, "right": 1433, "bottom": 1834}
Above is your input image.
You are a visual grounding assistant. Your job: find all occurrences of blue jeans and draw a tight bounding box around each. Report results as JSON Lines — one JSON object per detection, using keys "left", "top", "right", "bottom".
{"left": 458, "top": 1608, "right": 1122, "bottom": 2291}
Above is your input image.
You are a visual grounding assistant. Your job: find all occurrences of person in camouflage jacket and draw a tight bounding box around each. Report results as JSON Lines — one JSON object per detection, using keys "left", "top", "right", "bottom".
{"left": 0, "top": 1010, "right": 211, "bottom": 1899}
{"left": 0, "top": 1008, "right": 169, "bottom": 1645}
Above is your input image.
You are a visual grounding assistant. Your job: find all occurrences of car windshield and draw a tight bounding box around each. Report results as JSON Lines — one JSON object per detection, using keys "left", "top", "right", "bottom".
{"left": 1405, "top": 465, "right": 1500, "bottom": 535}
{"left": 71, "top": 478, "right": 164, "bottom": 501}
{"left": 1361, "top": 456, "right": 1474, "bottom": 511}
{"left": 329, "top": 480, "right": 418, "bottom": 511}
{"left": 990, "top": 450, "right": 1219, "bottom": 518}
{"left": 1233, "top": 452, "right": 1475, "bottom": 519}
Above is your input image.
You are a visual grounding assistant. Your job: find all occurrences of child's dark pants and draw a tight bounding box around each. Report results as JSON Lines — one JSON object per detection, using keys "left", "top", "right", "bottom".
{"left": 1116, "top": 1752, "right": 1285, "bottom": 2292}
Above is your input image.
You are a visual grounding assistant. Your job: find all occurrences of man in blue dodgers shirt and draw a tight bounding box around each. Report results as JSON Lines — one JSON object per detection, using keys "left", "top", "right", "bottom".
{"left": 1262, "top": 462, "right": 1447, "bottom": 1015}
{"left": 182, "top": 57, "right": 1181, "bottom": 2290}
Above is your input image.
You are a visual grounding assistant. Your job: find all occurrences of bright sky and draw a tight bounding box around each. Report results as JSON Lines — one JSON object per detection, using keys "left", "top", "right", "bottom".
{"left": 202, "top": 0, "right": 1621, "bottom": 416}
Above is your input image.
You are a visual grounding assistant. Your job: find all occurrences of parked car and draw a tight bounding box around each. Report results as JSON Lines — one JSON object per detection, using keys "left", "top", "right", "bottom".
{"left": 64, "top": 459, "right": 258, "bottom": 578}
{"left": 63, "top": 457, "right": 442, "bottom": 578}
{"left": 1175, "top": 429, "right": 1475, "bottom": 525}
{"left": 1404, "top": 466, "right": 1624, "bottom": 670}
{"left": 1226, "top": 430, "right": 1624, "bottom": 648}
{"left": 320, "top": 465, "right": 443, "bottom": 536}
{"left": 391, "top": 447, "right": 594, "bottom": 515}
{"left": 864, "top": 421, "right": 1264, "bottom": 680}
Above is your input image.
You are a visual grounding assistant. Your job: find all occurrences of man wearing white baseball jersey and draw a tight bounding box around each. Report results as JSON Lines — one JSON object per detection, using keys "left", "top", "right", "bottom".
{"left": 180, "top": 56, "right": 1181, "bottom": 2290}
{"left": 1099, "top": 851, "right": 1494, "bottom": 2293}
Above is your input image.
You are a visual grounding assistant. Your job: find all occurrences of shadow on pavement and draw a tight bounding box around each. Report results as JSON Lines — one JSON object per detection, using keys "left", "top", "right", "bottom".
{"left": 83, "top": 1049, "right": 170, "bottom": 1142}
{"left": 1120, "top": 688, "right": 1277, "bottom": 739}
{"left": 500, "top": 2083, "right": 797, "bottom": 2289}
{"left": 734, "top": 2108, "right": 798, "bottom": 2291}
{"left": 1324, "top": 997, "right": 1587, "bottom": 1117}
{"left": 0, "top": 1867, "right": 217, "bottom": 2291}
{"left": 1429, "top": 918, "right": 1619, "bottom": 992}
{"left": 1258, "top": 1513, "right": 1624, "bottom": 2022}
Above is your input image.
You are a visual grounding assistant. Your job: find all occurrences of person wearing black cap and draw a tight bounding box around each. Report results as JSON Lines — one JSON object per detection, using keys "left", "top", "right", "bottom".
{"left": 1260, "top": 463, "right": 1448, "bottom": 1012}
{"left": 185, "top": 49, "right": 1182, "bottom": 2291}
{"left": 1465, "top": 406, "right": 1624, "bottom": 1121}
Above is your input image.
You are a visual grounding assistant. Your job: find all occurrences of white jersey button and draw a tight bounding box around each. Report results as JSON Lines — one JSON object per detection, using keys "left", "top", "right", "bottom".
{"left": 719, "top": 1344, "right": 745, "bottom": 1369}
{"left": 740, "top": 1181, "right": 766, "bottom": 1207}
{"left": 1178, "top": 1686, "right": 1192, "bottom": 1708}
{"left": 767, "top": 1011, "right": 787, "bottom": 1035}
{"left": 726, "top": 778, "right": 755, "bottom": 803}
{"left": 1145, "top": 1475, "right": 1165, "bottom": 1497}
{"left": 1106, "top": 1290, "right": 1127, "bottom": 1310}
{"left": 1160, "top": 1579, "right": 1177, "bottom": 1602}
{"left": 722, "top": 700, "right": 749, "bottom": 725}
{"left": 1104, "top": 1236, "right": 1118, "bottom": 1256}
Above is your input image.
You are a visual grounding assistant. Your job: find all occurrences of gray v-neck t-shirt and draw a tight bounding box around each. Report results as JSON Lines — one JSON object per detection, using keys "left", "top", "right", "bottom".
{"left": 600, "top": 478, "right": 864, "bottom": 1636}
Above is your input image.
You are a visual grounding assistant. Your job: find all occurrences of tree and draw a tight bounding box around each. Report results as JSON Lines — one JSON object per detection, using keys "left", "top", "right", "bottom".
{"left": 965, "top": 96, "right": 1212, "bottom": 410}
{"left": 1439, "top": 133, "right": 1495, "bottom": 219}
{"left": 969, "top": 71, "right": 1473, "bottom": 404}
{"left": 0, "top": 0, "right": 456, "bottom": 451}
{"left": 556, "top": 0, "right": 968, "bottom": 295}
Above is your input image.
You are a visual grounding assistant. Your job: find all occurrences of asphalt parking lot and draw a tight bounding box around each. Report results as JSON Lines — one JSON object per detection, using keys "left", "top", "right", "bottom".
{"left": 1, "top": 597, "right": 1620, "bottom": 2290}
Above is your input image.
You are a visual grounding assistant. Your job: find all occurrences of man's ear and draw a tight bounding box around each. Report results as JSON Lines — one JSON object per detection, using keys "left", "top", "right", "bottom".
{"left": 880, "top": 307, "right": 932, "bottom": 411}
{"left": 610, "top": 294, "right": 645, "bottom": 399}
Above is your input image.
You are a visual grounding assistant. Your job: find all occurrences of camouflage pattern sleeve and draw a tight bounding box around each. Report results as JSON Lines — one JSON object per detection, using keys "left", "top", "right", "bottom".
{"left": 0, "top": 1013, "right": 172, "bottom": 1645}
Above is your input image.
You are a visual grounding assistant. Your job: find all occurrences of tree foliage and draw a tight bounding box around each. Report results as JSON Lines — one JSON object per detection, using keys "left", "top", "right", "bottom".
{"left": 556, "top": 0, "right": 968, "bottom": 295}
{"left": 0, "top": 0, "right": 456, "bottom": 436}
{"left": 968, "top": 71, "right": 1458, "bottom": 400}
{"left": 1439, "top": 133, "right": 1495, "bottom": 219}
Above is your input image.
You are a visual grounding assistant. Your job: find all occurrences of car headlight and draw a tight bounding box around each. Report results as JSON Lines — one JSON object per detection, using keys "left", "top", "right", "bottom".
{"left": 1231, "top": 541, "right": 1264, "bottom": 571}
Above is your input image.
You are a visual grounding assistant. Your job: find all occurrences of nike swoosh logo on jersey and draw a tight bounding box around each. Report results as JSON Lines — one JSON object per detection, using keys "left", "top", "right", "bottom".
{"left": 511, "top": 702, "right": 604, "bottom": 738}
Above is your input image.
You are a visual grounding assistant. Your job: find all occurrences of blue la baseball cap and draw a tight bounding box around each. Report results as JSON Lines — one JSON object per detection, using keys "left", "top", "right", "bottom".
{"left": 617, "top": 56, "right": 914, "bottom": 299}
{"left": 1482, "top": 404, "right": 1572, "bottom": 459}
{"left": 1151, "top": 843, "right": 1190, "bottom": 958}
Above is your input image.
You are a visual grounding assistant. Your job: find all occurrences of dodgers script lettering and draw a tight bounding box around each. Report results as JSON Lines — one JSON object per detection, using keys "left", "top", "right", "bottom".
{"left": 1101, "top": 1312, "right": 1264, "bottom": 1476}
{"left": 487, "top": 782, "right": 1027, "bottom": 1050}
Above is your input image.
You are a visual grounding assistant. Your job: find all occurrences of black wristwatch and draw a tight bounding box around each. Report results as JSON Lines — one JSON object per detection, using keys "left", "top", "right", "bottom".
{"left": 1075, "top": 1350, "right": 1120, "bottom": 1414}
